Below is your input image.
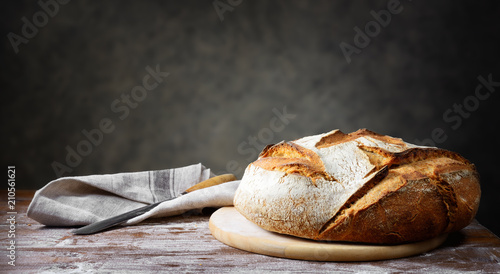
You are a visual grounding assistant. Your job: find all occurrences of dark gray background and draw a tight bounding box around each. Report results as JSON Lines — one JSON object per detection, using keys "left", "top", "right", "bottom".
{"left": 2, "top": 1, "right": 499, "bottom": 235}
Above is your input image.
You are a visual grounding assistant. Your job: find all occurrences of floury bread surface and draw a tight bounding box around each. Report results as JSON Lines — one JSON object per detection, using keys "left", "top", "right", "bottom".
{"left": 233, "top": 129, "right": 481, "bottom": 244}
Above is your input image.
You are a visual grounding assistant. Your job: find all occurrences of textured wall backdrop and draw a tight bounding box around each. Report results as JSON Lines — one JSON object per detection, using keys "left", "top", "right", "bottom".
{"left": 2, "top": 1, "right": 499, "bottom": 235}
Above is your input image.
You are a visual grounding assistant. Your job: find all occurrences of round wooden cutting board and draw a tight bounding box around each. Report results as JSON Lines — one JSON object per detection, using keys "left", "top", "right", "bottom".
{"left": 209, "top": 207, "right": 448, "bottom": 261}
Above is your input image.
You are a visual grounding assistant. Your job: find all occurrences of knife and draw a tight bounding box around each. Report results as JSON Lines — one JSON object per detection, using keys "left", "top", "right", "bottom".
{"left": 72, "top": 174, "right": 236, "bottom": 235}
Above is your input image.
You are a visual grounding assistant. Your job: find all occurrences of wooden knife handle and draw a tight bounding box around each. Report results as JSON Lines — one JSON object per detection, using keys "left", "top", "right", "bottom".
{"left": 182, "top": 174, "right": 237, "bottom": 194}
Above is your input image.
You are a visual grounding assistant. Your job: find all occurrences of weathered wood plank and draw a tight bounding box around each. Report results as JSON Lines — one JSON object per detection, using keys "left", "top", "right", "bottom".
{"left": 1, "top": 191, "right": 499, "bottom": 273}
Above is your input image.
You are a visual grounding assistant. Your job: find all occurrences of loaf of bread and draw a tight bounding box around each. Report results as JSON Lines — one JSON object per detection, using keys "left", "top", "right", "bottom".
{"left": 233, "top": 129, "right": 480, "bottom": 244}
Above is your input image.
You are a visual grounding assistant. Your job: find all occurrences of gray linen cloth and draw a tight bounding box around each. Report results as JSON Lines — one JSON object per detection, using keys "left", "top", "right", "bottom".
{"left": 27, "top": 163, "right": 239, "bottom": 226}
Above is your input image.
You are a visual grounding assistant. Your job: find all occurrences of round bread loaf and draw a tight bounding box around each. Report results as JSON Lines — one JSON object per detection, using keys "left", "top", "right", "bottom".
{"left": 233, "top": 129, "right": 481, "bottom": 244}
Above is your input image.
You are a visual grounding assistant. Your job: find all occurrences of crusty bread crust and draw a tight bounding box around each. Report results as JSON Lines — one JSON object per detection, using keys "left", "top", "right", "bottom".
{"left": 233, "top": 129, "right": 480, "bottom": 244}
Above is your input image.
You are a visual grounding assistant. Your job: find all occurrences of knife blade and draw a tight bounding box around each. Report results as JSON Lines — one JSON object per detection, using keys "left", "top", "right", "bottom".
{"left": 72, "top": 173, "right": 236, "bottom": 235}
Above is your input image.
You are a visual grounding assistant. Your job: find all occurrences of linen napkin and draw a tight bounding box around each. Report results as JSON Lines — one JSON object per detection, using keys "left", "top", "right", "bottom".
{"left": 27, "top": 163, "right": 239, "bottom": 227}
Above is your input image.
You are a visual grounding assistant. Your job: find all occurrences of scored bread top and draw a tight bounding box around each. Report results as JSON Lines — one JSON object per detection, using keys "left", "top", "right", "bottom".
{"left": 234, "top": 129, "right": 480, "bottom": 243}
{"left": 254, "top": 129, "right": 406, "bottom": 181}
{"left": 254, "top": 129, "right": 472, "bottom": 185}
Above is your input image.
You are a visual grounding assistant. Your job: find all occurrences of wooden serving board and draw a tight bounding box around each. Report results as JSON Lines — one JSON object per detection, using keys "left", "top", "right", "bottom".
{"left": 209, "top": 207, "right": 448, "bottom": 261}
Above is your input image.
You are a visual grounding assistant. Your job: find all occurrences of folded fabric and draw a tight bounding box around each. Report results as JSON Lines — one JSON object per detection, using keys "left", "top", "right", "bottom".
{"left": 27, "top": 163, "right": 238, "bottom": 227}
{"left": 125, "top": 180, "right": 240, "bottom": 225}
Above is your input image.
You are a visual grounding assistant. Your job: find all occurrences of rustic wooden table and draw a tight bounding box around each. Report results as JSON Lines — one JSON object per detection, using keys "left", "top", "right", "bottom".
{"left": 1, "top": 190, "right": 499, "bottom": 273}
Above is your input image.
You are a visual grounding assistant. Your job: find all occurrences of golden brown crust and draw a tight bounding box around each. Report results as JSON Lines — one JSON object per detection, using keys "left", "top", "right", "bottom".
{"left": 317, "top": 177, "right": 451, "bottom": 243}
{"left": 316, "top": 156, "right": 478, "bottom": 243}
{"left": 316, "top": 152, "right": 480, "bottom": 243}
{"left": 253, "top": 141, "right": 336, "bottom": 183}
{"left": 235, "top": 129, "right": 481, "bottom": 244}
{"left": 315, "top": 128, "right": 406, "bottom": 149}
